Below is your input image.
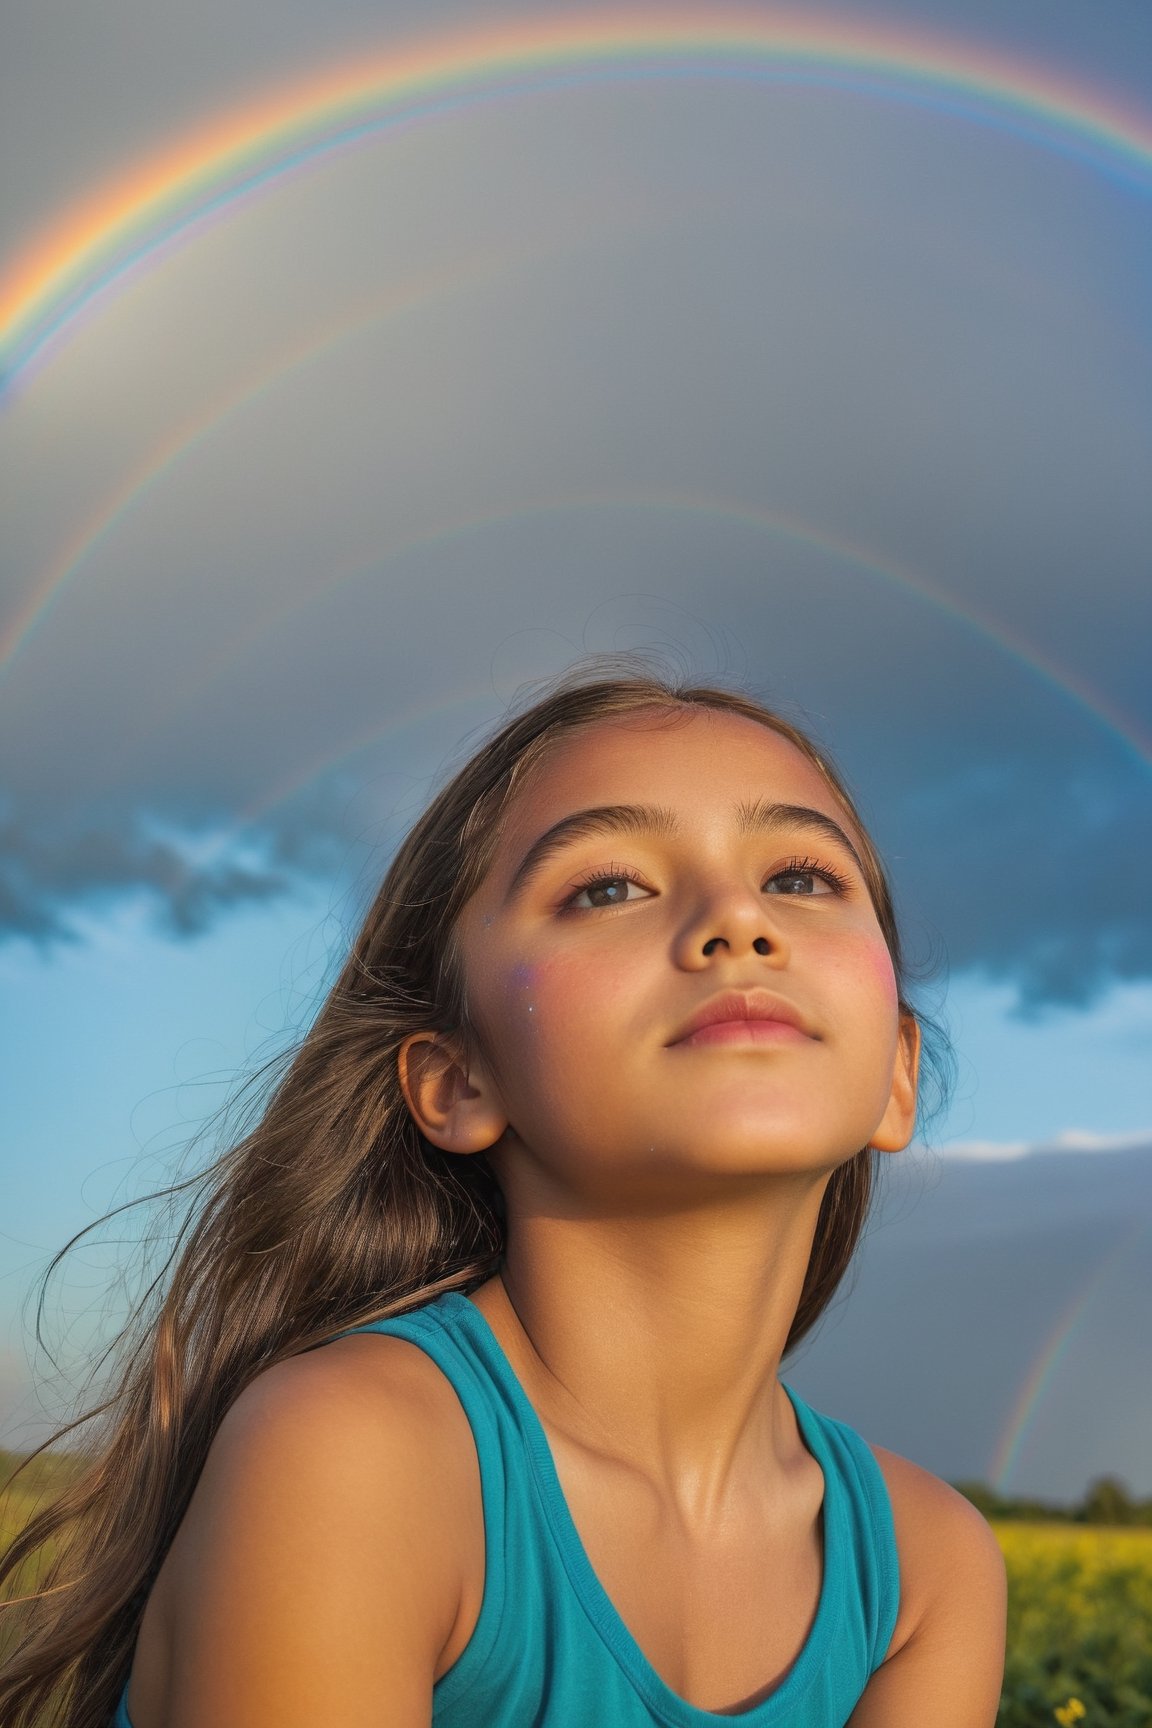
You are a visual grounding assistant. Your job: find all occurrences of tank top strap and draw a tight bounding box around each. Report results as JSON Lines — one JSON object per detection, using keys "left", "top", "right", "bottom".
{"left": 335, "top": 1290, "right": 539, "bottom": 1713}
{"left": 778, "top": 1386, "right": 900, "bottom": 1676}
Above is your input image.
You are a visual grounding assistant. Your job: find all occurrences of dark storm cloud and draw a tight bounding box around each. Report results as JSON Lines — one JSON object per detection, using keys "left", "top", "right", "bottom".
{"left": 0, "top": 808, "right": 286, "bottom": 940}
{"left": 883, "top": 749, "right": 1152, "bottom": 1009}
{"left": 2, "top": 540, "right": 1146, "bottom": 1012}
{"left": 1, "top": 3, "right": 1149, "bottom": 1010}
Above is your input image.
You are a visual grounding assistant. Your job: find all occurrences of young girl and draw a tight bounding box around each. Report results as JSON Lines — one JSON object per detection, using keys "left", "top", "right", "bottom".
{"left": 2, "top": 663, "right": 1006, "bottom": 1727}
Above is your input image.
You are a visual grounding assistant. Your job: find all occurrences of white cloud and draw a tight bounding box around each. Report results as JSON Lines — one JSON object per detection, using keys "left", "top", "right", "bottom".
{"left": 939, "top": 1128, "right": 1152, "bottom": 1162}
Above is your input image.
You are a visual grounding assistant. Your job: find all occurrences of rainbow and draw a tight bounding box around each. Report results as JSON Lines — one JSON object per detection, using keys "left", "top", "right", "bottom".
{"left": 3, "top": 7, "right": 1152, "bottom": 392}
{"left": 989, "top": 1215, "right": 1152, "bottom": 1492}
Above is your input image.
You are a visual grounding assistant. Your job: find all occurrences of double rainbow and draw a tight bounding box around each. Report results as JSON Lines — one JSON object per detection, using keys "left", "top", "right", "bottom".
{"left": 4, "top": 6, "right": 1152, "bottom": 763}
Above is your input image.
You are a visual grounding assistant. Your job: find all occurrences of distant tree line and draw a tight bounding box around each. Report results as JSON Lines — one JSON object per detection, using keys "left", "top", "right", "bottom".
{"left": 954, "top": 1475, "right": 1152, "bottom": 1526}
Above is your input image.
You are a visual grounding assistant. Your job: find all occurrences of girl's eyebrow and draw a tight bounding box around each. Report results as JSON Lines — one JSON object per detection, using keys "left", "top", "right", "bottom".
{"left": 504, "top": 800, "right": 863, "bottom": 904}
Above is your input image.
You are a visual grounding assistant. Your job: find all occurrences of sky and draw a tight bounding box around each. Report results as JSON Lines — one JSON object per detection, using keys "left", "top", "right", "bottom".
{"left": 1, "top": 0, "right": 1150, "bottom": 1497}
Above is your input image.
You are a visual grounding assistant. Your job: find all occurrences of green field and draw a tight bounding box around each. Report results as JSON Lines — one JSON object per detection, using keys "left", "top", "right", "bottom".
{"left": 3, "top": 1461, "right": 1150, "bottom": 1722}
{"left": 1, "top": 1450, "right": 76, "bottom": 1671}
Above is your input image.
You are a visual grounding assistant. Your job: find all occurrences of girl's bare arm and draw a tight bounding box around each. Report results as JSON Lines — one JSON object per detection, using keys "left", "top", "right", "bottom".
{"left": 848, "top": 1449, "right": 1007, "bottom": 1728}
{"left": 156, "top": 1336, "right": 479, "bottom": 1728}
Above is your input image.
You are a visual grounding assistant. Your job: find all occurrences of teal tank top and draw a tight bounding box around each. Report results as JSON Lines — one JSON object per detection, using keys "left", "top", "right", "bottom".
{"left": 113, "top": 1291, "right": 898, "bottom": 1727}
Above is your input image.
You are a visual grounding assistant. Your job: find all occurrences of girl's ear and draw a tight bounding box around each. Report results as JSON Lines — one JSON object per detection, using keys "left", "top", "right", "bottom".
{"left": 397, "top": 1031, "right": 509, "bottom": 1155}
{"left": 869, "top": 1013, "right": 922, "bottom": 1154}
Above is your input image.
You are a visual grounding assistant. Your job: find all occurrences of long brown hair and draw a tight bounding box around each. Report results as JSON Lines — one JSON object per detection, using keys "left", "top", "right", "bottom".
{"left": 0, "top": 657, "right": 949, "bottom": 1727}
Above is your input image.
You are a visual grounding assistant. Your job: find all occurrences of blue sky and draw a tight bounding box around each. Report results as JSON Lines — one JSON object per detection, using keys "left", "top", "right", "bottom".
{"left": 1, "top": 0, "right": 1150, "bottom": 1491}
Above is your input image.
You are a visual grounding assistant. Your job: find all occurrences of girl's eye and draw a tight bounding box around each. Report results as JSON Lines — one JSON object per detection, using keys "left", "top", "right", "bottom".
{"left": 564, "top": 869, "right": 651, "bottom": 910}
{"left": 764, "top": 857, "right": 851, "bottom": 897}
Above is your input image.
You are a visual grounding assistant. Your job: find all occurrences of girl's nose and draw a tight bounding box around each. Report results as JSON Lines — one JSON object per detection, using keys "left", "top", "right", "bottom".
{"left": 674, "top": 881, "right": 791, "bottom": 969}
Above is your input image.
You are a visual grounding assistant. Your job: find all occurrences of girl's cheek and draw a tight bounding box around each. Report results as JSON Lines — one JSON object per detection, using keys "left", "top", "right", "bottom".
{"left": 818, "top": 929, "right": 898, "bottom": 1007}
{"left": 504, "top": 950, "right": 611, "bottom": 1029}
{"left": 862, "top": 937, "right": 899, "bottom": 1005}
{"left": 503, "top": 956, "right": 582, "bottom": 1024}
{"left": 507, "top": 961, "right": 541, "bottom": 1025}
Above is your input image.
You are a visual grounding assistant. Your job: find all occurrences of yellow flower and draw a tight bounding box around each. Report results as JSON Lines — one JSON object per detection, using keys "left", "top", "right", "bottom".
{"left": 1054, "top": 1700, "right": 1086, "bottom": 1726}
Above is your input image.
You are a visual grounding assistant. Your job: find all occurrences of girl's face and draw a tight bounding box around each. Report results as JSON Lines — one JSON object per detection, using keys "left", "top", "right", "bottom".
{"left": 448, "top": 707, "right": 919, "bottom": 1204}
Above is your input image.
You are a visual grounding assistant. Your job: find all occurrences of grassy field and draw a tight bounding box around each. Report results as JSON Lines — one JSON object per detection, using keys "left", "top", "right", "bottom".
{"left": 2, "top": 1463, "right": 1150, "bottom": 1722}
{"left": 0, "top": 1450, "right": 77, "bottom": 1668}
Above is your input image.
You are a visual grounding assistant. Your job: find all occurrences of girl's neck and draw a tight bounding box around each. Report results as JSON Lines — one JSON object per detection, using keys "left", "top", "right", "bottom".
{"left": 467, "top": 1172, "right": 828, "bottom": 1521}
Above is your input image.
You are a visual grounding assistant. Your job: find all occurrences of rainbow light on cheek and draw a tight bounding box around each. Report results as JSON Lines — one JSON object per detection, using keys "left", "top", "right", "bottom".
{"left": 509, "top": 961, "right": 540, "bottom": 1023}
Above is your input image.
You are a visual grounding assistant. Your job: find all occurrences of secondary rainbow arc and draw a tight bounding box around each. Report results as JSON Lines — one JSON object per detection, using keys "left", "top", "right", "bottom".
{"left": 0, "top": 246, "right": 525, "bottom": 677}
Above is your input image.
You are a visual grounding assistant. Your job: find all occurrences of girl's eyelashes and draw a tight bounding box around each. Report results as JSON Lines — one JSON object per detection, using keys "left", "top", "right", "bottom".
{"left": 765, "top": 855, "right": 854, "bottom": 897}
{"left": 559, "top": 853, "right": 853, "bottom": 911}
{"left": 561, "top": 863, "right": 651, "bottom": 911}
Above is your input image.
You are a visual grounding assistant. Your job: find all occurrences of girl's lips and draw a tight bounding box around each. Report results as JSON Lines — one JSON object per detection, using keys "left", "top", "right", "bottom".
{"left": 668, "top": 989, "right": 815, "bottom": 1045}
{"left": 676, "top": 1019, "right": 812, "bottom": 1048}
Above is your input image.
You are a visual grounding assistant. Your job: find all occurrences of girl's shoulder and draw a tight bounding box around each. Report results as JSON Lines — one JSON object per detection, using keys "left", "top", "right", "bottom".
{"left": 201, "top": 1328, "right": 484, "bottom": 1559}
{"left": 858, "top": 1443, "right": 1006, "bottom": 1715}
{"left": 203, "top": 1325, "right": 486, "bottom": 1585}
{"left": 132, "top": 1331, "right": 484, "bottom": 1726}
